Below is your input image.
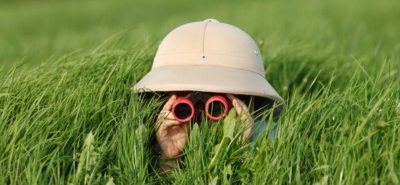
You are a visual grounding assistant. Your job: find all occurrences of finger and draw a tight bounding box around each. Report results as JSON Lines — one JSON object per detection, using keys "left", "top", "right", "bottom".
{"left": 158, "top": 110, "right": 175, "bottom": 119}
{"left": 238, "top": 106, "right": 252, "bottom": 127}
{"left": 235, "top": 98, "right": 250, "bottom": 115}
{"left": 227, "top": 95, "right": 253, "bottom": 143}
{"left": 156, "top": 114, "right": 177, "bottom": 128}
{"left": 227, "top": 94, "right": 240, "bottom": 113}
{"left": 156, "top": 110, "right": 180, "bottom": 129}
{"left": 227, "top": 94, "right": 252, "bottom": 123}
{"left": 226, "top": 94, "right": 240, "bottom": 109}
{"left": 156, "top": 112, "right": 171, "bottom": 128}
{"left": 231, "top": 97, "right": 252, "bottom": 125}
{"left": 238, "top": 116, "right": 253, "bottom": 143}
{"left": 226, "top": 94, "right": 236, "bottom": 101}
{"left": 162, "top": 94, "right": 177, "bottom": 111}
{"left": 181, "top": 121, "right": 190, "bottom": 133}
{"left": 241, "top": 124, "right": 253, "bottom": 143}
{"left": 164, "top": 111, "right": 175, "bottom": 120}
{"left": 227, "top": 94, "right": 249, "bottom": 113}
{"left": 158, "top": 119, "right": 180, "bottom": 129}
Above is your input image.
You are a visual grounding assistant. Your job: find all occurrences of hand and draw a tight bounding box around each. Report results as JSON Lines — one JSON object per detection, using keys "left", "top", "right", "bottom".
{"left": 226, "top": 94, "right": 253, "bottom": 143}
{"left": 156, "top": 94, "right": 189, "bottom": 158}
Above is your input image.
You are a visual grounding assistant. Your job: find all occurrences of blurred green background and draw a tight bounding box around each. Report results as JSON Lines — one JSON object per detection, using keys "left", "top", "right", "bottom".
{"left": 1, "top": 0, "right": 399, "bottom": 70}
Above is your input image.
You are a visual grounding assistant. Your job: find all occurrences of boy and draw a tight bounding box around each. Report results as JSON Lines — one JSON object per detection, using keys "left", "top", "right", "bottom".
{"left": 133, "top": 19, "right": 285, "bottom": 172}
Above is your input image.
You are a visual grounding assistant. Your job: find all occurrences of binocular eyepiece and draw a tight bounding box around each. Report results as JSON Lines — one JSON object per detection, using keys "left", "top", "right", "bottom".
{"left": 172, "top": 93, "right": 229, "bottom": 123}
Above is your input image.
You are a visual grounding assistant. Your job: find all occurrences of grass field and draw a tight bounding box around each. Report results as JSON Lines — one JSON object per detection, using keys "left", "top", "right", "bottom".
{"left": 1, "top": 0, "right": 400, "bottom": 184}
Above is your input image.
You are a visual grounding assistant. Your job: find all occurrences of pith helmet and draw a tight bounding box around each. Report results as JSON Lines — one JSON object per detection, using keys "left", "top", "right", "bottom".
{"left": 133, "top": 19, "right": 285, "bottom": 114}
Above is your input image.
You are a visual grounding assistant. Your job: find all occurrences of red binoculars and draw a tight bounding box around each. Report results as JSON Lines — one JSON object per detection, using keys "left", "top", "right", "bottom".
{"left": 172, "top": 92, "right": 230, "bottom": 123}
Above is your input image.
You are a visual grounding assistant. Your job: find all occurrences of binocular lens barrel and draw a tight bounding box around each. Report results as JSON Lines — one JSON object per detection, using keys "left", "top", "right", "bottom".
{"left": 205, "top": 96, "right": 228, "bottom": 121}
{"left": 172, "top": 98, "right": 195, "bottom": 123}
{"left": 208, "top": 101, "right": 224, "bottom": 116}
{"left": 174, "top": 103, "right": 193, "bottom": 119}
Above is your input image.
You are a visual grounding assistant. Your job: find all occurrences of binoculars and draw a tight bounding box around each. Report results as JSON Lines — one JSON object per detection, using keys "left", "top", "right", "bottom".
{"left": 172, "top": 92, "right": 230, "bottom": 123}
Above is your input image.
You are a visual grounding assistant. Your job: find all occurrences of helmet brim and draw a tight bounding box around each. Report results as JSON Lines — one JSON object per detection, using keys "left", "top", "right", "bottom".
{"left": 132, "top": 65, "right": 285, "bottom": 115}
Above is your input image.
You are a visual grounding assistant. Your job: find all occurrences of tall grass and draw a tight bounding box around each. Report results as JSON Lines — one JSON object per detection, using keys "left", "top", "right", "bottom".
{"left": 1, "top": 39, "right": 399, "bottom": 184}
{"left": 1, "top": 0, "right": 400, "bottom": 184}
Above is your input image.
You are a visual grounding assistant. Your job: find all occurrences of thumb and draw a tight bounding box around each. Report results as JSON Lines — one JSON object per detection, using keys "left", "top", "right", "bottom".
{"left": 162, "top": 94, "right": 177, "bottom": 111}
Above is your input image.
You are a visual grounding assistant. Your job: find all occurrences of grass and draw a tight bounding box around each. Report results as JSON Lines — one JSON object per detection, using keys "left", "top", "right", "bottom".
{"left": 1, "top": 0, "right": 400, "bottom": 184}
